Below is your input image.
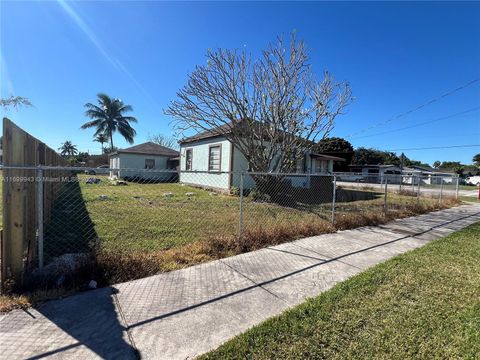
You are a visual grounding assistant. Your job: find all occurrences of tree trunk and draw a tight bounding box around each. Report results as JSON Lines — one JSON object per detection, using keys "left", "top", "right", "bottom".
{"left": 110, "top": 134, "right": 114, "bottom": 152}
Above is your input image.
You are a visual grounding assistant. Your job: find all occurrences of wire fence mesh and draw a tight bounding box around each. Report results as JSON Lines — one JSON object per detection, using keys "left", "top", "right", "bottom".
{"left": 0, "top": 166, "right": 463, "bottom": 286}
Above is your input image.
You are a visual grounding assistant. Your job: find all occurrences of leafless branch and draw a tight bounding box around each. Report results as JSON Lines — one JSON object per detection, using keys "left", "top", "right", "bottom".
{"left": 165, "top": 33, "right": 353, "bottom": 172}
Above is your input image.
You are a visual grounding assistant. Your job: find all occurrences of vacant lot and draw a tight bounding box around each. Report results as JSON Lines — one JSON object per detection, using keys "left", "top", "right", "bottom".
{"left": 202, "top": 221, "right": 480, "bottom": 360}
{"left": 64, "top": 175, "right": 452, "bottom": 254}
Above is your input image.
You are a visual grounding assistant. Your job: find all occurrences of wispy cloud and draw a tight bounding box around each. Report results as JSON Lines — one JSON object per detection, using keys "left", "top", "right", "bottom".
{"left": 56, "top": 0, "right": 159, "bottom": 108}
{"left": 1, "top": 53, "right": 15, "bottom": 96}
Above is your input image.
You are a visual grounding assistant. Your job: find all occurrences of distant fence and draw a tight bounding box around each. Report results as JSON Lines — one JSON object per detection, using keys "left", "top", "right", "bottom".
{"left": 1, "top": 118, "right": 69, "bottom": 290}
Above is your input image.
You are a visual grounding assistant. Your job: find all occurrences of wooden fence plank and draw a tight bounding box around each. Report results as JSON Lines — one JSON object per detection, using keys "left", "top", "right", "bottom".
{"left": 1, "top": 118, "right": 67, "bottom": 287}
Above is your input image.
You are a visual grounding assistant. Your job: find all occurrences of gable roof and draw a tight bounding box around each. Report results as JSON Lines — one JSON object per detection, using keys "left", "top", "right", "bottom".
{"left": 179, "top": 124, "right": 234, "bottom": 144}
{"left": 111, "top": 142, "right": 179, "bottom": 157}
{"left": 179, "top": 121, "right": 318, "bottom": 146}
{"left": 310, "top": 153, "right": 346, "bottom": 162}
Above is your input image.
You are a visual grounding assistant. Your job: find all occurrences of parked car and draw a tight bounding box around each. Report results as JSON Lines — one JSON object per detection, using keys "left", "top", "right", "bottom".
{"left": 465, "top": 176, "right": 480, "bottom": 186}
{"left": 85, "top": 164, "right": 110, "bottom": 176}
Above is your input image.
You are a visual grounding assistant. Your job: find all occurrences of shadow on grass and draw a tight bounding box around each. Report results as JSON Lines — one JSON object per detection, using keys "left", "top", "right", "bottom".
{"left": 20, "top": 177, "right": 138, "bottom": 359}
{"left": 336, "top": 188, "right": 382, "bottom": 202}
{"left": 252, "top": 179, "right": 382, "bottom": 219}
{"left": 44, "top": 177, "right": 97, "bottom": 262}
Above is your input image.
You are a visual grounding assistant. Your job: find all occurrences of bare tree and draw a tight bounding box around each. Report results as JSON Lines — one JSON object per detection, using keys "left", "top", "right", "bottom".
{"left": 148, "top": 133, "right": 178, "bottom": 149}
{"left": 165, "top": 33, "right": 352, "bottom": 173}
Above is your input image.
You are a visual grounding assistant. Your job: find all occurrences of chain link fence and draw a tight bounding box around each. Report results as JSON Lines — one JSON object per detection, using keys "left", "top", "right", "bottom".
{"left": 335, "top": 172, "right": 460, "bottom": 201}
{"left": 0, "top": 166, "right": 462, "bottom": 287}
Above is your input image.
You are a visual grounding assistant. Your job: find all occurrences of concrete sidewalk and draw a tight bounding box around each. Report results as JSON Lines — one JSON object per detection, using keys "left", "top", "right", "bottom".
{"left": 1, "top": 205, "right": 479, "bottom": 359}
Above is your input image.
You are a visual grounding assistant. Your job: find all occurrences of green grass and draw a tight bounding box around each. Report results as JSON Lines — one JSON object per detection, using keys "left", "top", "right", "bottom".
{"left": 73, "top": 175, "right": 450, "bottom": 254}
{"left": 459, "top": 196, "right": 480, "bottom": 204}
{"left": 79, "top": 176, "right": 241, "bottom": 251}
{"left": 458, "top": 184, "right": 479, "bottom": 191}
{"left": 202, "top": 222, "right": 480, "bottom": 360}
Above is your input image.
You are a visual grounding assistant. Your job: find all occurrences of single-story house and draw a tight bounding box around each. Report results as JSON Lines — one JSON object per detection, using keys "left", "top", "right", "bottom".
{"left": 404, "top": 165, "right": 456, "bottom": 184}
{"left": 109, "top": 142, "right": 179, "bottom": 180}
{"left": 178, "top": 126, "right": 345, "bottom": 191}
{"left": 347, "top": 164, "right": 457, "bottom": 185}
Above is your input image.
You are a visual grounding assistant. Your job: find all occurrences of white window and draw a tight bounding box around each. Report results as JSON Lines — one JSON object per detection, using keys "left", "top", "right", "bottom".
{"left": 208, "top": 145, "right": 221, "bottom": 172}
{"left": 185, "top": 149, "right": 193, "bottom": 171}
{"left": 145, "top": 159, "right": 155, "bottom": 169}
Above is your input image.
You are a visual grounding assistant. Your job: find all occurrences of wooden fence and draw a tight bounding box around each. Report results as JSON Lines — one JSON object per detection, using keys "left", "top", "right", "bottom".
{"left": 1, "top": 117, "right": 69, "bottom": 290}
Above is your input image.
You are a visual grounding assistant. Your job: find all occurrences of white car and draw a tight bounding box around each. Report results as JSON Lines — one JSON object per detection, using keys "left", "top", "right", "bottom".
{"left": 465, "top": 176, "right": 480, "bottom": 186}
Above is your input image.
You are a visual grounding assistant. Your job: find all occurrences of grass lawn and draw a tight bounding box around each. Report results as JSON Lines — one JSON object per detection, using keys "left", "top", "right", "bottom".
{"left": 459, "top": 196, "right": 480, "bottom": 204}
{"left": 71, "top": 175, "right": 451, "bottom": 254}
{"left": 202, "top": 222, "right": 480, "bottom": 360}
{"left": 419, "top": 183, "right": 473, "bottom": 191}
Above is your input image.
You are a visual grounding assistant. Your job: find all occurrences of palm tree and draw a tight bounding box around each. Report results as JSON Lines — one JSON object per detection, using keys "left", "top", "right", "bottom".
{"left": 0, "top": 96, "right": 32, "bottom": 110}
{"left": 58, "top": 141, "right": 78, "bottom": 157}
{"left": 94, "top": 133, "right": 109, "bottom": 154}
{"left": 473, "top": 154, "right": 480, "bottom": 167}
{"left": 81, "top": 93, "right": 137, "bottom": 151}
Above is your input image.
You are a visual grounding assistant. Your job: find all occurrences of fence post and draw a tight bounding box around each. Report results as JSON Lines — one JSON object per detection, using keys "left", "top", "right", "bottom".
{"left": 384, "top": 177, "right": 388, "bottom": 213}
{"left": 238, "top": 172, "right": 244, "bottom": 239}
{"left": 416, "top": 175, "right": 421, "bottom": 202}
{"left": 439, "top": 177, "right": 444, "bottom": 204}
{"left": 331, "top": 175, "right": 336, "bottom": 224}
{"left": 455, "top": 176, "right": 459, "bottom": 200}
{"left": 36, "top": 166, "right": 44, "bottom": 269}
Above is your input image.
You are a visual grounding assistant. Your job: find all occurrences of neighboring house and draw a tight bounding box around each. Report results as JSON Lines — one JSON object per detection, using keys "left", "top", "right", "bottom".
{"left": 347, "top": 164, "right": 457, "bottom": 184}
{"left": 405, "top": 165, "right": 456, "bottom": 184}
{"left": 109, "top": 142, "right": 179, "bottom": 180}
{"left": 178, "top": 127, "right": 344, "bottom": 191}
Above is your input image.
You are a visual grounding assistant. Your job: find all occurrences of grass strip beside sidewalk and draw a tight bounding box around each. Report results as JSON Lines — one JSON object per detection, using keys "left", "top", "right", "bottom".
{"left": 202, "top": 222, "right": 480, "bottom": 360}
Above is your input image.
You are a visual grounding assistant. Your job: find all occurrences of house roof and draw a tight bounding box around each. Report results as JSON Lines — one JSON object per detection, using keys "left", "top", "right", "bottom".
{"left": 110, "top": 142, "right": 179, "bottom": 157}
{"left": 310, "top": 153, "right": 346, "bottom": 162}
{"left": 409, "top": 165, "right": 455, "bottom": 174}
{"left": 348, "top": 164, "right": 396, "bottom": 168}
{"left": 348, "top": 164, "right": 456, "bottom": 175}
{"left": 180, "top": 124, "right": 233, "bottom": 144}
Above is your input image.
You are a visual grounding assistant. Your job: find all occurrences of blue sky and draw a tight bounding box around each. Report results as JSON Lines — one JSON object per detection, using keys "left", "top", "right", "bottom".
{"left": 1, "top": 1, "right": 479, "bottom": 165}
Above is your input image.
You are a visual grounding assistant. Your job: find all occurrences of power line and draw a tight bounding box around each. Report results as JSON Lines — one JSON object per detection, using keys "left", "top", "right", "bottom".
{"left": 345, "top": 78, "right": 480, "bottom": 138}
{"left": 350, "top": 106, "right": 480, "bottom": 140}
{"left": 386, "top": 144, "right": 480, "bottom": 152}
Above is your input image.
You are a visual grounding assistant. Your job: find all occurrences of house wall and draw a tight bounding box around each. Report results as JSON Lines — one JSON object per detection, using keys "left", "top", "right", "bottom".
{"left": 179, "top": 138, "right": 335, "bottom": 191}
{"left": 110, "top": 153, "right": 175, "bottom": 179}
{"left": 179, "top": 136, "right": 232, "bottom": 190}
{"left": 231, "top": 148, "right": 333, "bottom": 190}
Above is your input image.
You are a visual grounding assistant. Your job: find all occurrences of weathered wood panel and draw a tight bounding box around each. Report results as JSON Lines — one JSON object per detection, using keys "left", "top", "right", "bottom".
{"left": 1, "top": 117, "right": 67, "bottom": 288}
